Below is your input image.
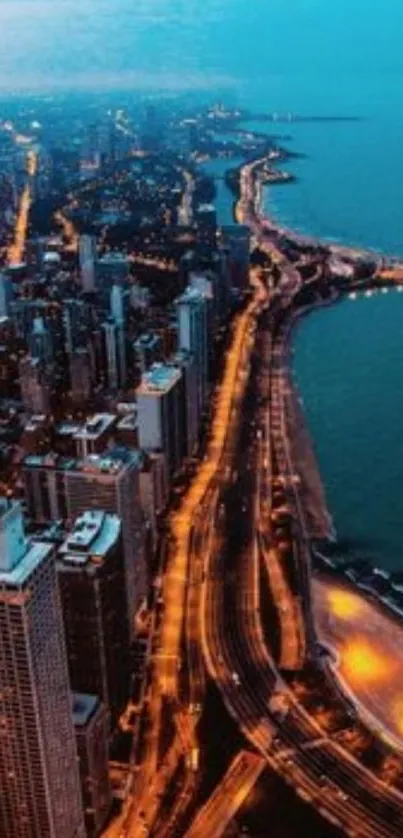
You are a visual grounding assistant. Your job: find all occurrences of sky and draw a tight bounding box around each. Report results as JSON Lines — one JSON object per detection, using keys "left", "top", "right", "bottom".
{"left": 1, "top": 0, "right": 403, "bottom": 94}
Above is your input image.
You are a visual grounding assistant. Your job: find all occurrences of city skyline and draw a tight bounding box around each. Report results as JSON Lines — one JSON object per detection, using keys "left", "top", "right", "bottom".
{"left": 1, "top": 2, "right": 403, "bottom": 834}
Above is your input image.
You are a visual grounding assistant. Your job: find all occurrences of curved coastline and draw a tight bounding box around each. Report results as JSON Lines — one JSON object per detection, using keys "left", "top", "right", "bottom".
{"left": 219, "top": 120, "right": 403, "bottom": 622}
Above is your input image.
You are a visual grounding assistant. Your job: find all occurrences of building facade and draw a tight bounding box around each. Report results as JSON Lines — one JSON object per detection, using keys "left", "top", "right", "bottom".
{"left": 0, "top": 499, "right": 85, "bottom": 838}
{"left": 58, "top": 512, "right": 130, "bottom": 726}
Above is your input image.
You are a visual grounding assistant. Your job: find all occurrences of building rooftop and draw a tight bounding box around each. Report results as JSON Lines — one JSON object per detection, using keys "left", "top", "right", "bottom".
{"left": 134, "top": 332, "right": 161, "bottom": 350}
{"left": 74, "top": 413, "right": 116, "bottom": 442}
{"left": 116, "top": 413, "right": 137, "bottom": 431}
{"left": 137, "top": 363, "right": 182, "bottom": 396}
{"left": 59, "top": 511, "right": 120, "bottom": 565}
{"left": 72, "top": 693, "right": 99, "bottom": 728}
{"left": 23, "top": 445, "right": 142, "bottom": 476}
{"left": 176, "top": 285, "right": 206, "bottom": 306}
{"left": 0, "top": 539, "right": 52, "bottom": 587}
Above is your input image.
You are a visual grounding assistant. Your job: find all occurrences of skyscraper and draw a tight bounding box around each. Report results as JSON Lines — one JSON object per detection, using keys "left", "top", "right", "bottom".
{"left": 176, "top": 286, "right": 209, "bottom": 417}
{"left": 72, "top": 694, "right": 111, "bottom": 838}
{"left": 57, "top": 512, "right": 130, "bottom": 726}
{"left": 220, "top": 225, "right": 251, "bottom": 291}
{"left": 109, "top": 284, "right": 130, "bottom": 388}
{"left": 19, "top": 355, "right": 52, "bottom": 415}
{"left": 0, "top": 499, "right": 85, "bottom": 838}
{"left": 65, "top": 448, "right": 147, "bottom": 639}
{"left": 28, "top": 316, "right": 53, "bottom": 364}
{"left": 102, "top": 318, "right": 126, "bottom": 390}
{"left": 136, "top": 363, "right": 184, "bottom": 478}
{"left": 22, "top": 448, "right": 147, "bottom": 640}
{"left": 0, "top": 272, "right": 13, "bottom": 318}
{"left": 79, "top": 234, "right": 97, "bottom": 293}
{"left": 69, "top": 348, "right": 92, "bottom": 404}
{"left": 168, "top": 350, "right": 199, "bottom": 458}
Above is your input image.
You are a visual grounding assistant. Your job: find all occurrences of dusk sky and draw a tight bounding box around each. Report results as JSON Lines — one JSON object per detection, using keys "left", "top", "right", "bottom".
{"left": 1, "top": 0, "right": 402, "bottom": 93}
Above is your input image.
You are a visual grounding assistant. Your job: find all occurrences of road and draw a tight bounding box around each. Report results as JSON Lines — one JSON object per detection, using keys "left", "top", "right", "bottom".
{"left": 184, "top": 750, "right": 265, "bottom": 838}
{"left": 7, "top": 149, "right": 37, "bottom": 266}
{"left": 115, "top": 265, "right": 266, "bottom": 838}
{"left": 198, "top": 181, "right": 403, "bottom": 833}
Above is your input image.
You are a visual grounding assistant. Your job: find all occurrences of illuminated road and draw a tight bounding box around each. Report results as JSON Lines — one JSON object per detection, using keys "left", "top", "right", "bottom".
{"left": 108, "top": 143, "right": 403, "bottom": 837}
{"left": 7, "top": 149, "right": 37, "bottom": 266}
{"left": 314, "top": 576, "right": 403, "bottom": 753}
{"left": 116, "top": 268, "right": 266, "bottom": 838}
{"left": 184, "top": 750, "right": 265, "bottom": 838}
{"left": 201, "top": 166, "right": 403, "bottom": 832}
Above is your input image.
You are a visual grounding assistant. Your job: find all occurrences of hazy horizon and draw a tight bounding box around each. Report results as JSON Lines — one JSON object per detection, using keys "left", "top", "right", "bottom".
{"left": 1, "top": 0, "right": 403, "bottom": 96}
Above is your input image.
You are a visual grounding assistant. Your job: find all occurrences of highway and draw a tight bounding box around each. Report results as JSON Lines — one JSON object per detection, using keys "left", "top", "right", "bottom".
{"left": 199, "top": 156, "right": 403, "bottom": 831}
{"left": 199, "top": 324, "right": 403, "bottom": 837}
{"left": 7, "top": 148, "right": 37, "bottom": 266}
{"left": 184, "top": 750, "right": 265, "bottom": 838}
{"left": 112, "top": 260, "right": 266, "bottom": 838}
{"left": 107, "top": 144, "right": 403, "bottom": 838}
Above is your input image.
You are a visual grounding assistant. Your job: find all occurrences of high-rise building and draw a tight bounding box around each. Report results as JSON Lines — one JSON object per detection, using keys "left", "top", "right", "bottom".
{"left": 0, "top": 272, "right": 13, "bottom": 318}
{"left": 0, "top": 499, "right": 85, "bottom": 838}
{"left": 65, "top": 448, "right": 146, "bottom": 639}
{"left": 136, "top": 364, "right": 183, "bottom": 478}
{"left": 22, "top": 452, "right": 69, "bottom": 523}
{"left": 220, "top": 225, "right": 251, "bottom": 291}
{"left": 72, "top": 694, "right": 112, "bottom": 838}
{"left": 22, "top": 447, "right": 147, "bottom": 639}
{"left": 73, "top": 414, "right": 116, "bottom": 459}
{"left": 28, "top": 316, "right": 53, "bottom": 364}
{"left": 69, "top": 348, "right": 92, "bottom": 404}
{"left": 139, "top": 452, "right": 168, "bottom": 552}
{"left": 19, "top": 355, "right": 52, "bottom": 414}
{"left": 176, "top": 286, "right": 209, "bottom": 417}
{"left": 63, "top": 299, "right": 91, "bottom": 354}
{"left": 57, "top": 512, "right": 130, "bottom": 726}
{"left": 79, "top": 235, "right": 97, "bottom": 293}
{"left": 168, "top": 349, "right": 199, "bottom": 458}
{"left": 109, "top": 284, "right": 130, "bottom": 387}
{"left": 134, "top": 332, "right": 162, "bottom": 376}
{"left": 195, "top": 203, "right": 217, "bottom": 246}
{"left": 102, "top": 318, "right": 126, "bottom": 390}
{"left": 96, "top": 252, "right": 130, "bottom": 295}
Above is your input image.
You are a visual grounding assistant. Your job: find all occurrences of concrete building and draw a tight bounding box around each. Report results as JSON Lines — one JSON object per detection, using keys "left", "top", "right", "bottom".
{"left": 72, "top": 694, "right": 111, "bottom": 838}
{"left": 58, "top": 513, "right": 130, "bottom": 726}
{"left": 22, "top": 448, "right": 147, "bottom": 640}
{"left": 73, "top": 413, "right": 116, "bottom": 458}
{"left": 139, "top": 452, "right": 168, "bottom": 552}
{"left": 63, "top": 299, "right": 91, "bottom": 355}
{"left": 65, "top": 448, "right": 146, "bottom": 639}
{"left": 96, "top": 252, "right": 130, "bottom": 294}
{"left": 136, "top": 364, "right": 183, "bottom": 478}
{"left": 28, "top": 316, "right": 53, "bottom": 365}
{"left": 0, "top": 272, "right": 13, "bottom": 318}
{"left": 69, "top": 348, "right": 92, "bottom": 404}
{"left": 102, "top": 318, "right": 126, "bottom": 390}
{"left": 220, "top": 225, "right": 251, "bottom": 291}
{"left": 79, "top": 234, "right": 97, "bottom": 293}
{"left": 0, "top": 499, "right": 85, "bottom": 838}
{"left": 134, "top": 332, "right": 162, "bottom": 375}
{"left": 176, "top": 286, "right": 209, "bottom": 417}
{"left": 169, "top": 350, "right": 199, "bottom": 458}
{"left": 19, "top": 355, "right": 52, "bottom": 415}
{"left": 194, "top": 203, "right": 217, "bottom": 246}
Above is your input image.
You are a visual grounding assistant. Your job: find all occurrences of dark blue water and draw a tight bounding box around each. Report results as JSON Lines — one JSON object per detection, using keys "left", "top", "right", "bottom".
{"left": 292, "top": 290, "right": 403, "bottom": 570}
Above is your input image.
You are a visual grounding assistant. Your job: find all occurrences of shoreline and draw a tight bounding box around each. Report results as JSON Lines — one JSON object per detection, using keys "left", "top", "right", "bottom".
{"left": 218, "top": 119, "right": 403, "bottom": 625}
